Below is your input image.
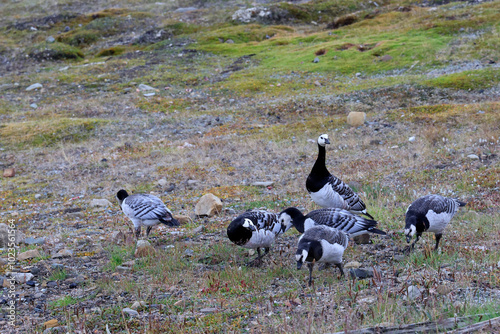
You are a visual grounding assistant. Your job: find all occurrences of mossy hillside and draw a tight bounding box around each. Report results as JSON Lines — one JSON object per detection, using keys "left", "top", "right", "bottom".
{"left": 194, "top": 3, "right": 499, "bottom": 77}
{"left": 275, "top": 0, "right": 388, "bottom": 24}
{"left": 0, "top": 117, "right": 106, "bottom": 148}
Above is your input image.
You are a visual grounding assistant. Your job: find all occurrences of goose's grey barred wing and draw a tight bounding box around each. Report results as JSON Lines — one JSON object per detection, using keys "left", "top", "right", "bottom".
{"left": 244, "top": 210, "right": 288, "bottom": 235}
{"left": 304, "top": 225, "right": 349, "bottom": 248}
{"left": 327, "top": 175, "right": 366, "bottom": 212}
{"left": 123, "top": 194, "right": 169, "bottom": 220}
{"left": 411, "top": 195, "right": 461, "bottom": 215}
{"left": 307, "top": 208, "right": 384, "bottom": 236}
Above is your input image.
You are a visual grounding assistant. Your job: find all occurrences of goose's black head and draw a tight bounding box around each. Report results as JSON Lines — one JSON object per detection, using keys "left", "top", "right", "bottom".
{"left": 317, "top": 134, "right": 330, "bottom": 147}
{"left": 279, "top": 207, "right": 305, "bottom": 233}
{"left": 116, "top": 189, "right": 129, "bottom": 204}
{"left": 227, "top": 217, "right": 256, "bottom": 246}
{"left": 404, "top": 215, "right": 417, "bottom": 243}
{"left": 296, "top": 238, "right": 322, "bottom": 269}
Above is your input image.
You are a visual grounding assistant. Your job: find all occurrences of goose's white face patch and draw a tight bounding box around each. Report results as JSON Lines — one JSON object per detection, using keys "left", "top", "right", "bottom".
{"left": 279, "top": 213, "right": 292, "bottom": 228}
{"left": 242, "top": 219, "right": 254, "bottom": 229}
{"left": 296, "top": 249, "right": 308, "bottom": 263}
{"left": 317, "top": 134, "right": 330, "bottom": 147}
{"left": 405, "top": 225, "right": 416, "bottom": 237}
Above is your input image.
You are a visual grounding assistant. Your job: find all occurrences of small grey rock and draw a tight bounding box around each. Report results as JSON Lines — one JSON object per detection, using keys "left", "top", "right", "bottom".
{"left": 313, "top": 57, "right": 320, "bottom": 63}
{"left": 407, "top": 285, "right": 421, "bottom": 300}
{"left": 24, "top": 237, "right": 46, "bottom": 245}
{"left": 184, "top": 249, "right": 194, "bottom": 257}
{"left": 26, "top": 83, "right": 42, "bottom": 91}
{"left": 122, "top": 307, "right": 139, "bottom": 317}
{"left": 51, "top": 263, "right": 64, "bottom": 270}
{"left": 52, "top": 249, "right": 73, "bottom": 259}
{"left": 200, "top": 307, "right": 218, "bottom": 313}
{"left": 116, "top": 266, "right": 132, "bottom": 273}
{"left": 46, "top": 36, "right": 55, "bottom": 43}
{"left": 9, "top": 272, "right": 35, "bottom": 283}
{"left": 192, "top": 226, "right": 204, "bottom": 234}
{"left": 30, "top": 103, "right": 38, "bottom": 109}
{"left": 349, "top": 268, "right": 373, "bottom": 279}
{"left": 174, "top": 7, "right": 198, "bottom": 13}
{"left": 138, "top": 84, "right": 156, "bottom": 91}
{"left": 251, "top": 181, "right": 274, "bottom": 187}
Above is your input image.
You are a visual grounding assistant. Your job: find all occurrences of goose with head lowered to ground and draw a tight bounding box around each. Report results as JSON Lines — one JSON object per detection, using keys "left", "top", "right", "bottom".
{"left": 405, "top": 194, "right": 466, "bottom": 251}
{"left": 296, "top": 225, "right": 349, "bottom": 286}
{"left": 116, "top": 189, "right": 179, "bottom": 239}
{"left": 306, "top": 134, "right": 374, "bottom": 219}
{"left": 227, "top": 210, "right": 291, "bottom": 266}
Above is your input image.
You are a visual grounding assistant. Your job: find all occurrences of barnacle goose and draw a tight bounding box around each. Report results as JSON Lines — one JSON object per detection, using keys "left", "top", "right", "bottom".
{"left": 296, "top": 225, "right": 349, "bottom": 286}
{"left": 306, "top": 134, "right": 374, "bottom": 219}
{"left": 117, "top": 189, "right": 179, "bottom": 239}
{"left": 279, "top": 207, "right": 386, "bottom": 236}
{"left": 405, "top": 194, "right": 466, "bottom": 251}
{"left": 227, "top": 210, "right": 291, "bottom": 266}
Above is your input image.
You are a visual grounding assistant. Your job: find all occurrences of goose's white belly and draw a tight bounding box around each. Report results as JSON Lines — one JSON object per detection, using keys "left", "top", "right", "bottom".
{"left": 310, "top": 185, "right": 345, "bottom": 209}
{"left": 425, "top": 210, "right": 452, "bottom": 233}
{"left": 243, "top": 230, "right": 275, "bottom": 249}
{"left": 318, "top": 240, "right": 344, "bottom": 264}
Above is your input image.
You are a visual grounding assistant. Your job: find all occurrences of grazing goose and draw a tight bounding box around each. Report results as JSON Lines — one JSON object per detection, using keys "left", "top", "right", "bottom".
{"left": 227, "top": 210, "right": 291, "bottom": 266}
{"left": 296, "top": 225, "right": 349, "bottom": 286}
{"left": 405, "top": 194, "right": 466, "bottom": 251}
{"left": 116, "top": 189, "right": 179, "bottom": 239}
{"left": 279, "top": 207, "right": 386, "bottom": 236}
{"left": 306, "top": 134, "right": 374, "bottom": 219}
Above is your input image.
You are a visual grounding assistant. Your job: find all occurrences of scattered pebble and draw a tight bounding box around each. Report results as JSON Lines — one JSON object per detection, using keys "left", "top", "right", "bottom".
{"left": 122, "top": 308, "right": 139, "bottom": 317}
{"left": 26, "top": 83, "right": 42, "bottom": 91}
{"left": 407, "top": 285, "right": 421, "bottom": 300}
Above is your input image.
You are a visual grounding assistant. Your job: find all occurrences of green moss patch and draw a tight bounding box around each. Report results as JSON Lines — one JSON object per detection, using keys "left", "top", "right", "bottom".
{"left": 0, "top": 117, "right": 105, "bottom": 147}
{"left": 96, "top": 46, "right": 126, "bottom": 57}
{"left": 424, "top": 68, "right": 500, "bottom": 90}
{"left": 28, "top": 42, "right": 84, "bottom": 60}
{"left": 198, "top": 24, "right": 294, "bottom": 44}
{"left": 57, "top": 29, "right": 100, "bottom": 47}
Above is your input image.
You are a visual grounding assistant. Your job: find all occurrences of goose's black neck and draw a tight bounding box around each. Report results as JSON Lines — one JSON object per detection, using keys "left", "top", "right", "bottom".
{"left": 311, "top": 144, "right": 330, "bottom": 178}
{"left": 286, "top": 208, "right": 307, "bottom": 233}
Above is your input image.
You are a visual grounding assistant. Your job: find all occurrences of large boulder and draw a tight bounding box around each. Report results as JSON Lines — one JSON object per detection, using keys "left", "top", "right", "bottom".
{"left": 194, "top": 193, "right": 222, "bottom": 217}
{"left": 347, "top": 112, "right": 366, "bottom": 127}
